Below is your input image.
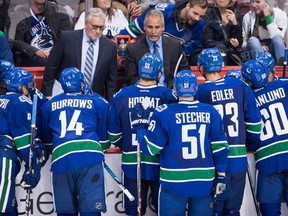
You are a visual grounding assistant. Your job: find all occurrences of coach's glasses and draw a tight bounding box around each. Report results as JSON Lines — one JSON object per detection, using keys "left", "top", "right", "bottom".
{"left": 86, "top": 20, "right": 106, "bottom": 31}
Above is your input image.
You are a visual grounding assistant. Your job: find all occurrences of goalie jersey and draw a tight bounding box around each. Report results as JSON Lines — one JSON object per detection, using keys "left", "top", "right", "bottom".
{"left": 108, "top": 83, "right": 177, "bottom": 180}
{"left": 253, "top": 79, "right": 288, "bottom": 174}
{"left": 138, "top": 101, "right": 229, "bottom": 197}
{"left": 38, "top": 92, "right": 109, "bottom": 174}
{"left": 195, "top": 77, "right": 262, "bottom": 174}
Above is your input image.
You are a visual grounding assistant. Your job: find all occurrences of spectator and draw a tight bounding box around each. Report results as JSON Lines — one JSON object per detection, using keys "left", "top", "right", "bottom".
{"left": 125, "top": 9, "right": 189, "bottom": 87}
{"left": 38, "top": 67, "right": 109, "bottom": 216}
{"left": 241, "top": 60, "right": 288, "bottom": 216}
{"left": 75, "top": 0, "right": 128, "bottom": 39}
{"left": 41, "top": 8, "right": 117, "bottom": 101}
{"left": 13, "top": 0, "right": 73, "bottom": 67}
{"left": 118, "top": 0, "right": 208, "bottom": 65}
{"left": 131, "top": 69, "right": 229, "bottom": 216}
{"left": 242, "top": 0, "right": 287, "bottom": 65}
{"left": 0, "top": 0, "right": 10, "bottom": 34}
{"left": 108, "top": 53, "right": 177, "bottom": 215}
{"left": 0, "top": 31, "right": 13, "bottom": 63}
{"left": 196, "top": 48, "right": 262, "bottom": 215}
{"left": 203, "top": 0, "right": 243, "bottom": 65}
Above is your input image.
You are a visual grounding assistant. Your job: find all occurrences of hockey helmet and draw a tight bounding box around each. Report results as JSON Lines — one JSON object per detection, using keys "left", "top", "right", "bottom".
{"left": 5, "top": 68, "right": 33, "bottom": 93}
{"left": 225, "top": 69, "right": 242, "bottom": 79}
{"left": 0, "top": 60, "right": 14, "bottom": 80}
{"left": 241, "top": 60, "right": 269, "bottom": 89}
{"left": 256, "top": 51, "right": 275, "bottom": 72}
{"left": 59, "top": 67, "right": 84, "bottom": 93}
{"left": 174, "top": 70, "right": 198, "bottom": 97}
{"left": 138, "top": 53, "right": 163, "bottom": 80}
{"left": 198, "top": 48, "right": 222, "bottom": 73}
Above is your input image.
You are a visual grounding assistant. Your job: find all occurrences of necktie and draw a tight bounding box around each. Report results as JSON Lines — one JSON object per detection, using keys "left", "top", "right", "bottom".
{"left": 84, "top": 40, "right": 94, "bottom": 85}
{"left": 153, "top": 43, "right": 160, "bottom": 56}
{"left": 153, "top": 43, "right": 166, "bottom": 86}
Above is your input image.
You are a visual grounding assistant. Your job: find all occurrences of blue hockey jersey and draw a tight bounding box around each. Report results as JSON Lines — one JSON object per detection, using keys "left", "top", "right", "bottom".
{"left": 38, "top": 92, "right": 109, "bottom": 173}
{"left": 195, "top": 77, "right": 262, "bottom": 174}
{"left": 108, "top": 83, "right": 177, "bottom": 180}
{"left": 0, "top": 92, "right": 33, "bottom": 164}
{"left": 118, "top": 3, "right": 205, "bottom": 56}
{"left": 253, "top": 79, "right": 288, "bottom": 174}
{"left": 137, "top": 101, "right": 229, "bottom": 197}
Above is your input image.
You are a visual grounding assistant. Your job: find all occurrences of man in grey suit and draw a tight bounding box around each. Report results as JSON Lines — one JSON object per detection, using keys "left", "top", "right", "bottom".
{"left": 41, "top": 8, "right": 117, "bottom": 101}
{"left": 125, "top": 9, "right": 190, "bottom": 88}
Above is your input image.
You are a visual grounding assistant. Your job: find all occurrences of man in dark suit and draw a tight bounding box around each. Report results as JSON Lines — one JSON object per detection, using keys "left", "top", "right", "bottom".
{"left": 41, "top": 7, "right": 117, "bottom": 101}
{"left": 125, "top": 9, "right": 190, "bottom": 88}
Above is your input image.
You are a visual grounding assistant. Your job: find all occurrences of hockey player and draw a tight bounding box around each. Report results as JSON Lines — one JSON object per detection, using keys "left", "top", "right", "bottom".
{"left": 131, "top": 69, "right": 229, "bottom": 216}
{"left": 108, "top": 53, "right": 177, "bottom": 215}
{"left": 38, "top": 67, "right": 109, "bottom": 216}
{"left": 195, "top": 48, "right": 262, "bottom": 216}
{"left": 0, "top": 59, "right": 14, "bottom": 95}
{"left": 256, "top": 51, "right": 278, "bottom": 83}
{"left": 0, "top": 68, "right": 48, "bottom": 216}
{"left": 241, "top": 60, "right": 288, "bottom": 216}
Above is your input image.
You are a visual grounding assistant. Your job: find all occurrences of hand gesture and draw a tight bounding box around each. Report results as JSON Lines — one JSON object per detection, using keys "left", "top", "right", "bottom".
{"left": 226, "top": 9, "right": 237, "bottom": 25}
{"left": 127, "top": 2, "right": 142, "bottom": 17}
{"left": 230, "top": 38, "right": 239, "bottom": 48}
{"left": 262, "top": 3, "right": 271, "bottom": 16}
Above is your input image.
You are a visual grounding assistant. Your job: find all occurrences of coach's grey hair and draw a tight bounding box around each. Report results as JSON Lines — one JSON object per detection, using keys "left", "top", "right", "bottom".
{"left": 85, "top": 8, "right": 106, "bottom": 21}
{"left": 144, "top": 10, "right": 165, "bottom": 26}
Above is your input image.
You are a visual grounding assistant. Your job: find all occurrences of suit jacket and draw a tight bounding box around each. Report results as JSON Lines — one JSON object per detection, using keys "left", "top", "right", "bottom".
{"left": 125, "top": 35, "right": 189, "bottom": 88}
{"left": 41, "top": 29, "right": 117, "bottom": 101}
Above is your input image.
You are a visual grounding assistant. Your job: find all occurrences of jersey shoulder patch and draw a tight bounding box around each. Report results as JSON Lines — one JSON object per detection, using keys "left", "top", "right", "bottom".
{"left": 155, "top": 104, "right": 168, "bottom": 112}
{"left": 18, "top": 95, "right": 32, "bottom": 105}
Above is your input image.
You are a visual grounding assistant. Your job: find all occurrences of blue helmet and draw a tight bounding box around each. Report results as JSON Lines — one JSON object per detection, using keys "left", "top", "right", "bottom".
{"left": 225, "top": 69, "right": 242, "bottom": 79}
{"left": 138, "top": 53, "right": 162, "bottom": 80}
{"left": 5, "top": 68, "right": 33, "bottom": 93}
{"left": 174, "top": 70, "right": 198, "bottom": 97}
{"left": 241, "top": 60, "right": 269, "bottom": 89}
{"left": 0, "top": 60, "right": 14, "bottom": 80}
{"left": 256, "top": 51, "right": 275, "bottom": 72}
{"left": 198, "top": 48, "right": 222, "bottom": 73}
{"left": 59, "top": 67, "right": 84, "bottom": 93}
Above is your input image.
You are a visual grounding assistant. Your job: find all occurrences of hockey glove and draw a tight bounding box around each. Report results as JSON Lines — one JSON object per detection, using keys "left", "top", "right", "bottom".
{"left": 211, "top": 176, "right": 230, "bottom": 209}
{"left": 20, "top": 162, "right": 41, "bottom": 190}
{"left": 131, "top": 103, "right": 150, "bottom": 130}
{"left": 34, "top": 138, "right": 49, "bottom": 167}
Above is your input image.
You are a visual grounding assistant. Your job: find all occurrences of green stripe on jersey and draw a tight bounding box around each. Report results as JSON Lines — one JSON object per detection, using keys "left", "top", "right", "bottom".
{"left": 14, "top": 133, "right": 30, "bottom": 150}
{"left": 245, "top": 122, "right": 262, "bottom": 133}
{"left": 211, "top": 141, "right": 229, "bottom": 153}
{"left": 122, "top": 152, "right": 159, "bottom": 164}
{"left": 0, "top": 158, "right": 11, "bottom": 211}
{"left": 160, "top": 167, "right": 215, "bottom": 182}
{"left": 255, "top": 140, "right": 288, "bottom": 162}
{"left": 108, "top": 131, "right": 122, "bottom": 143}
{"left": 228, "top": 145, "right": 247, "bottom": 157}
{"left": 52, "top": 140, "right": 103, "bottom": 162}
{"left": 128, "top": 22, "right": 142, "bottom": 36}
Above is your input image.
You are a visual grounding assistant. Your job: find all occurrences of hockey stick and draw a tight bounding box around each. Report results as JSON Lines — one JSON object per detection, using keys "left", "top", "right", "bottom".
{"left": 282, "top": 48, "right": 288, "bottom": 78}
{"left": 24, "top": 93, "right": 38, "bottom": 216}
{"left": 173, "top": 53, "right": 184, "bottom": 78}
{"left": 103, "top": 161, "right": 135, "bottom": 201}
{"left": 136, "top": 137, "right": 142, "bottom": 216}
{"left": 247, "top": 164, "right": 260, "bottom": 216}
